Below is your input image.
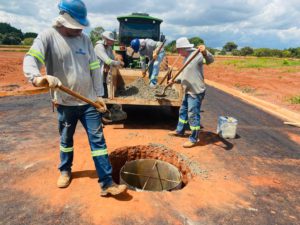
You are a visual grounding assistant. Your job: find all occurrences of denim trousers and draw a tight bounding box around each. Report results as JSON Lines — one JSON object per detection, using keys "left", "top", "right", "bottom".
{"left": 176, "top": 92, "right": 205, "bottom": 143}
{"left": 57, "top": 104, "right": 112, "bottom": 189}
{"left": 149, "top": 51, "right": 165, "bottom": 85}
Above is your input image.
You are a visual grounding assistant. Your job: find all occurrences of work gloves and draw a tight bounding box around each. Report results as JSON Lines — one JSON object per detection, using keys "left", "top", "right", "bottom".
{"left": 95, "top": 96, "right": 107, "bottom": 113}
{"left": 33, "top": 75, "right": 62, "bottom": 88}
{"left": 111, "top": 60, "right": 124, "bottom": 68}
{"left": 198, "top": 45, "right": 207, "bottom": 56}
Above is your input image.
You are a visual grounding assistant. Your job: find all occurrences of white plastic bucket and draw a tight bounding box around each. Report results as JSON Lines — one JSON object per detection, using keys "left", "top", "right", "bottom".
{"left": 217, "top": 116, "right": 238, "bottom": 139}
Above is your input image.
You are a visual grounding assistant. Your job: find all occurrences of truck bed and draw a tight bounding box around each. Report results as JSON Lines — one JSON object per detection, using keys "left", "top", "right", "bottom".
{"left": 105, "top": 68, "right": 183, "bottom": 107}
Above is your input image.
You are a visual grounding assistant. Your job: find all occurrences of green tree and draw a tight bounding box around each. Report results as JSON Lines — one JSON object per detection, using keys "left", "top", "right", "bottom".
{"left": 240, "top": 47, "right": 254, "bottom": 56}
{"left": 281, "top": 50, "right": 291, "bottom": 58}
{"left": 0, "top": 23, "right": 24, "bottom": 45}
{"left": 23, "top": 37, "right": 35, "bottom": 45}
{"left": 90, "top": 26, "right": 105, "bottom": 46}
{"left": 2, "top": 33, "right": 22, "bottom": 45}
{"left": 223, "top": 41, "right": 238, "bottom": 52}
{"left": 165, "top": 40, "right": 176, "bottom": 53}
{"left": 188, "top": 37, "right": 204, "bottom": 47}
{"left": 288, "top": 47, "right": 300, "bottom": 58}
{"left": 23, "top": 32, "right": 37, "bottom": 39}
{"left": 232, "top": 49, "right": 241, "bottom": 56}
{"left": 206, "top": 47, "right": 216, "bottom": 55}
{"left": 219, "top": 49, "right": 227, "bottom": 55}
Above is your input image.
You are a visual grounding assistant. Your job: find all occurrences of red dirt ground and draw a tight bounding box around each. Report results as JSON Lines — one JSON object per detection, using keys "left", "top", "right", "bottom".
{"left": 1, "top": 48, "right": 299, "bottom": 224}
{"left": 1, "top": 99, "right": 299, "bottom": 224}
{"left": 168, "top": 55, "right": 300, "bottom": 113}
{"left": 1, "top": 52, "right": 299, "bottom": 113}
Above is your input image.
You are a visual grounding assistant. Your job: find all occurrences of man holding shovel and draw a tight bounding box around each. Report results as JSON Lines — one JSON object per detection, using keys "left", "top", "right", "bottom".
{"left": 94, "top": 31, "right": 127, "bottom": 122}
{"left": 168, "top": 37, "right": 214, "bottom": 148}
{"left": 130, "top": 38, "right": 165, "bottom": 87}
{"left": 23, "top": 0, "right": 126, "bottom": 197}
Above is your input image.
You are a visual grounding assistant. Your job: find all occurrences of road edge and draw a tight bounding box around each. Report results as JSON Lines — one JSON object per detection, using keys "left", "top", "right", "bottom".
{"left": 206, "top": 79, "right": 300, "bottom": 127}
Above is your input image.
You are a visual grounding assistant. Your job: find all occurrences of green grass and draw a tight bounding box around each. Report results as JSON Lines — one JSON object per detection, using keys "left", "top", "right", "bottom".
{"left": 289, "top": 96, "right": 300, "bottom": 104}
{"left": 223, "top": 58, "right": 300, "bottom": 69}
{"left": 0, "top": 49, "right": 28, "bottom": 52}
{"left": 0, "top": 45, "right": 30, "bottom": 49}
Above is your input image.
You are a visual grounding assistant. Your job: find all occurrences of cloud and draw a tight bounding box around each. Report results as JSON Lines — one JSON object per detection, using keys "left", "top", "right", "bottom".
{"left": 0, "top": 0, "right": 299, "bottom": 49}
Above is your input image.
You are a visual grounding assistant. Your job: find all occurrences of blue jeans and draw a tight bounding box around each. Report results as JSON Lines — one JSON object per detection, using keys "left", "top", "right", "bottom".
{"left": 149, "top": 51, "right": 165, "bottom": 85}
{"left": 57, "top": 104, "right": 112, "bottom": 189}
{"left": 176, "top": 93, "right": 205, "bottom": 143}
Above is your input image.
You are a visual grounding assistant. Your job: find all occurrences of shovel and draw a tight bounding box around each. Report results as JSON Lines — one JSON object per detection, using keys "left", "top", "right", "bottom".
{"left": 58, "top": 85, "right": 102, "bottom": 108}
{"left": 159, "top": 54, "right": 181, "bottom": 85}
{"left": 155, "top": 49, "right": 200, "bottom": 97}
{"left": 142, "top": 39, "right": 167, "bottom": 77}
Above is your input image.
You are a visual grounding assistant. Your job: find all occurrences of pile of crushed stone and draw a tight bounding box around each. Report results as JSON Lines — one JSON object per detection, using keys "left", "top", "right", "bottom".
{"left": 115, "top": 78, "right": 179, "bottom": 99}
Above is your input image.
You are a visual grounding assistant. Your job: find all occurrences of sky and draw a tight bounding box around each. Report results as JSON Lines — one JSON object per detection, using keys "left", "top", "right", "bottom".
{"left": 0, "top": 0, "right": 300, "bottom": 49}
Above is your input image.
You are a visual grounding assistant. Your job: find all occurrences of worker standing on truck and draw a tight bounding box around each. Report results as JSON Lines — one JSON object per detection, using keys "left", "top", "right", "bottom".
{"left": 94, "top": 31, "right": 127, "bottom": 122}
{"left": 130, "top": 38, "right": 165, "bottom": 87}
{"left": 168, "top": 37, "right": 214, "bottom": 148}
{"left": 23, "top": 0, "right": 127, "bottom": 197}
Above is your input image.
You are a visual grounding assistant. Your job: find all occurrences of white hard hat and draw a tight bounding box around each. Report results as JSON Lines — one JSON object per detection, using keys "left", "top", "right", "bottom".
{"left": 102, "top": 31, "right": 117, "bottom": 41}
{"left": 176, "top": 37, "right": 194, "bottom": 49}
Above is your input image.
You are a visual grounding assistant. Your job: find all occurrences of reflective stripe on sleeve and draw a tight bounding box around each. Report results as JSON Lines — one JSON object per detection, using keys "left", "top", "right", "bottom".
{"left": 89, "top": 61, "right": 100, "bottom": 70}
{"left": 27, "top": 49, "right": 45, "bottom": 65}
{"left": 140, "top": 56, "right": 146, "bottom": 61}
{"left": 179, "top": 118, "right": 188, "bottom": 124}
{"left": 60, "top": 146, "right": 74, "bottom": 153}
{"left": 105, "top": 59, "right": 112, "bottom": 65}
{"left": 91, "top": 149, "right": 108, "bottom": 157}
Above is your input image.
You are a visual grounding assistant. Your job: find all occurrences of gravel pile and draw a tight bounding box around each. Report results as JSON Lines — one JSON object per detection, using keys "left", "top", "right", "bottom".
{"left": 115, "top": 77, "right": 179, "bottom": 99}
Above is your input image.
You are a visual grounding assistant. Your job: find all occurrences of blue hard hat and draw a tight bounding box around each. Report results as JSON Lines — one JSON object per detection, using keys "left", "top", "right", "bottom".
{"left": 130, "top": 38, "right": 140, "bottom": 52}
{"left": 58, "top": 0, "right": 89, "bottom": 26}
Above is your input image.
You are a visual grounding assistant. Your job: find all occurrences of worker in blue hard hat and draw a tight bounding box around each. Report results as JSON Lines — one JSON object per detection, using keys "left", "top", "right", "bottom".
{"left": 130, "top": 38, "right": 165, "bottom": 88}
{"left": 23, "top": 0, "right": 127, "bottom": 197}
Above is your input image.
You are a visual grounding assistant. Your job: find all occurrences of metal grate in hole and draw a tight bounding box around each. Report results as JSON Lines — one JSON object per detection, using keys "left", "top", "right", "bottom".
{"left": 120, "top": 159, "right": 182, "bottom": 191}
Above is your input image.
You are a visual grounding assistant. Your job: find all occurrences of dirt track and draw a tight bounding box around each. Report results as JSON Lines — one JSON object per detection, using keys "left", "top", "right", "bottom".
{"left": 1, "top": 90, "right": 299, "bottom": 225}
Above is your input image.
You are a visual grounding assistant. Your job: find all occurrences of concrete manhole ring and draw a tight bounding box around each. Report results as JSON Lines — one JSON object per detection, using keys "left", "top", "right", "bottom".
{"left": 109, "top": 145, "right": 193, "bottom": 191}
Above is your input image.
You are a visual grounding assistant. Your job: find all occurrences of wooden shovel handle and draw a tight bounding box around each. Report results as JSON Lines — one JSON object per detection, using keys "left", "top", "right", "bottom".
{"left": 162, "top": 49, "right": 201, "bottom": 92}
{"left": 58, "top": 85, "right": 99, "bottom": 108}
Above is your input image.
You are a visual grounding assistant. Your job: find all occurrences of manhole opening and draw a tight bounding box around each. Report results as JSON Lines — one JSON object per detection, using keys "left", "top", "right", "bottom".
{"left": 109, "top": 145, "right": 193, "bottom": 192}
{"left": 120, "top": 159, "right": 182, "bottom": 191}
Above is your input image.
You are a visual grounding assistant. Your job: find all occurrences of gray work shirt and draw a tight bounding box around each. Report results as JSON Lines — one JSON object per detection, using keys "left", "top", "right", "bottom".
{"left": 176, "top": 48, "right": 214, "bottom": 95}
{"left": 23, "top": 27, "right": 103, "bottom": 106}
{"left": 94, "top": 40, "right": 119, "bottom": 83}
{"left": 139, "top": 39, "right": 164, "bottom": 70}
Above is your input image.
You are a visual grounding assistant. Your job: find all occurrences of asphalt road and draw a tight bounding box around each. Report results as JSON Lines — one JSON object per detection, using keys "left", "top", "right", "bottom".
{"left": 0, "top": 86, "right": 299, "bottom": 225}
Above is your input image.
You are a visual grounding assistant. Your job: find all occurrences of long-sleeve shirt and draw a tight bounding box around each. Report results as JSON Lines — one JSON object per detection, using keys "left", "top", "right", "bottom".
{"left": 23, "top": 27, "right": 103, "bottom": 106}
{"left": 94, "top": 40, "right": 119, "bottom": 83}
{"left": 139, "top": 39, "right": 164, "bottom": 70}
{"left": 176, "top": 48, "right": 214, "bottom": 95}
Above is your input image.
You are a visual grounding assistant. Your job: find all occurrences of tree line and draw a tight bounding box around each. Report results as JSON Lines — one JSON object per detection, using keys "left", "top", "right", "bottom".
{"left": 0, "top": 23, "right": 37, "bottom": 45}
{"left": 2, "top": 23, "right": 300, "bottom": 58}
